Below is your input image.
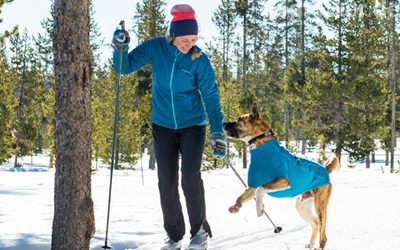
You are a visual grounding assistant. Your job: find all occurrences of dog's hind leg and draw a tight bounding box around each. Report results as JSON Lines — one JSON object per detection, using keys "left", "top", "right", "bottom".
{"left": 296, "top": 193, "right": 318, "bottom": 249}
{"left": 313, "top": 184, "right": 332, "bottom": 249}
{"left": 256, "top": 178, "right": 290, "bottom": 217}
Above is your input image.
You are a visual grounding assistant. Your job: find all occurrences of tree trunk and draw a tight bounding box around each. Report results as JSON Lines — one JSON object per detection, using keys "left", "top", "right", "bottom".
{"left": 285, "top": 100, "right": 290, "bottom": 148}
{"left": 300, "top": 0, "right": 306, "bottom": 155}
{"left": 52, "top": 1, "right": 95, "bottom": 249}
{"left": 284, "top": 0, "right": 290, "bottom": 149}
{"left": 390, "top": 0, "right": 397, "bottom": 173}
{"left": 242, "top": 8, "right": 248, "bottom": 169}
{"left": 242, "top": 142, "right": 247, "bottom": 169}
{"left": 243, "top": 13, "right": 247, "bottom": 93}
{"left": 14, "top": 64, "right": 26, "bottom": 167}
{"left": 371, "top": 139, "right": 375, "bottom": 163}
{"left": 148, "top": 143, "right": 156, "bottom": 170}
{"left": 385, "top": 149, "right": 389, "bottom": 166}
{"left": 335, "top": 1, "right": 344, "bottom": 162}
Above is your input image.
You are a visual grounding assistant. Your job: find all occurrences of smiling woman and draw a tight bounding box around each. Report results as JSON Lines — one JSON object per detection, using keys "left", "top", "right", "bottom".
{"left": 111, "top": 3, "right": 226, "bottom": 250}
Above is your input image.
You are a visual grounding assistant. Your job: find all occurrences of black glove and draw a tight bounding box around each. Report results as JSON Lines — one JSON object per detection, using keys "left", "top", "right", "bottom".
{"left": 112, "top": 29, "right": 130, "bottom": 54}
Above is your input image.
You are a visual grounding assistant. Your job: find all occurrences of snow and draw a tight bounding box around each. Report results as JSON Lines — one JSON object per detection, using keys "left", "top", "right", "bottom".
{"left": 0, "top": 148, "right": 399, "bottom": 250}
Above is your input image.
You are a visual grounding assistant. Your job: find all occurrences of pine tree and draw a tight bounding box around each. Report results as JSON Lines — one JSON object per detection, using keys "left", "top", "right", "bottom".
{"left": 92, "top": 63, "right": 115, "bottom": 168}
{"left": 0, "top": 0, "right": 17, "bottom": 164}
{"left": 9, "top": 29, "right": 40, "bottom": 167}
{"left": 0, "top": 43, "right": 16, "bottom": 164}
{"left": 234, "top": 0, "right": 268, "bottom": 168}
{"left": 34, "top": 0, "right": 56, "bottom": 167}
{"left": 274, "top": 0, "right": 299, "bottom": 147}
{"left": 52, "top": 0, "right": 95, "bottom": 248}
{"left": 305, "top": 0, "right": 351, "bottom": 162}
{"left": 387, "top": 0, "right": 398, "bottom": 172}
{"left": 343, "top": 0, "right": 388, "bottom": 168}
{"left": 212, "top": 0, "right": 237, "bottom": 82}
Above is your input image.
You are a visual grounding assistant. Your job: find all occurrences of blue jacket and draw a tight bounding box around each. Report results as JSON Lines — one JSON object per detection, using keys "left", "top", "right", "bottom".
{"left": 248, "top": 139, "right": 330, "bottom": 198}
{"left": 113, "top": 37, "right": 223, "bottom": 134}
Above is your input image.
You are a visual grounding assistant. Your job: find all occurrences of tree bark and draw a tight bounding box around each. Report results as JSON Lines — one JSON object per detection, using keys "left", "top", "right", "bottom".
{"left": 390, "top": 0, "right": 397, "bottom": 173}
{"left": 335, "top": 1, "right": 344, "bottom": 162}
{"left": 52, "top": 0, "right": 95, "bottom": 249}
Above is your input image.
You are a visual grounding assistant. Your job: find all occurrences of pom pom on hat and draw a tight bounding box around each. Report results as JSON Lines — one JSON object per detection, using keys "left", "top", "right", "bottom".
{"left": 169, "top": 4, "right": 198, "bottom": 37}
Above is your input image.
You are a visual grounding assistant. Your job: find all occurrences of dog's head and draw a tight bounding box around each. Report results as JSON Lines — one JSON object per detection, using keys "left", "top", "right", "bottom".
{"left": 223, "top": 102, "right": 274, "bottom": 144}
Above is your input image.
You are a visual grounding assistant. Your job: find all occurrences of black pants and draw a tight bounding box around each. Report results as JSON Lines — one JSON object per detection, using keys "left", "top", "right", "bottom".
{"left": 152, "top": 123, "right": 212, "bottom": 242}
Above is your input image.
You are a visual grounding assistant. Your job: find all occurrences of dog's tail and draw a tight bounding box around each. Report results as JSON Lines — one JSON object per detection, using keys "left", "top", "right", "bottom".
{"left": 323, "top": 156, "right": 340, "bottom": 174}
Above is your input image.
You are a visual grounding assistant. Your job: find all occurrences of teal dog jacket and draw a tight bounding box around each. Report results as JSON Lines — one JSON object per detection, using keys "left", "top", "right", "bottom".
{"left": 248, "top": 139, "right": 330, "bottom": 198}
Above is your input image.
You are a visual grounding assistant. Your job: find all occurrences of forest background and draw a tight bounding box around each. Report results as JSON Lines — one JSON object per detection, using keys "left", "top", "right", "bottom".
{"left": 0, "top": 0, "right": 399, "bottom": 172}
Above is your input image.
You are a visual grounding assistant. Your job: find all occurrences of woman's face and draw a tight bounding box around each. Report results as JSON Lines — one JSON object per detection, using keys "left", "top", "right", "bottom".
{"left": 173, "top": 35, "right": 198, "bottom": 54}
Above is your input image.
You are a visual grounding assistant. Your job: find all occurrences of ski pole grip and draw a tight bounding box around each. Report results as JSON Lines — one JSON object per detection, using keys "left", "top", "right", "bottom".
{"left": 119, "top": 20, "right": 125, "bottom": 31}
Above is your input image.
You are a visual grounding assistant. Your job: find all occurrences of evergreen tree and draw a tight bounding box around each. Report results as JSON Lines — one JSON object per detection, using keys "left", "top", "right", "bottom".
{"left": 212, "top": 0, "right": 237, "bottom": 82}
{"left": 92, "top": 61, "right": 139, "bottom": 169}
{"left": 305, "top": 0, "right": 351, "bottom": 162}
{"left": 9, "top": 29, "right": 40, "bottom": 167}
{"left": 0, "top": 0, "right": 17, "bottom": 164}
{"left": 343, "top": 0, "right": 388, "bottom": 167}
{"left": 0, "top": 42, "right": 16, "bottom": 164}
{"left": 274, "top": 0, "right": 299, "bottom": 147}
{"left": 52, "top": 0, "right": 95, "bottom": 248}
{"left": 385, "top": 0, "right": 399, "bottom": 173}
{"left": 91, "top": 63, "right": 114, "bottom": 168}
{"left": 234, "top": 0, "right": 268, "bottom": 168}
{"left": 34, "top": 0, "right": 55, "bottom": 167}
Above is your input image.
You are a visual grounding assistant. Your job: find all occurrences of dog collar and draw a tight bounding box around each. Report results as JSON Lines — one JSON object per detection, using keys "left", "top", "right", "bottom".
{"left": 248, "top": 130, "right": 274, "bottom": 149}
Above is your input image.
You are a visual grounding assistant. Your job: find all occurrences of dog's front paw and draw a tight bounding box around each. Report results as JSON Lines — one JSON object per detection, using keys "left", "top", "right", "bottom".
{"left": 304, "top": 242, "right": 315, "bottom": 249}
{"left": 228, "top": 204, "right": 241, "bottom": 213}
{"left": 256, "top": 202, "right": 264, "bottom": 217}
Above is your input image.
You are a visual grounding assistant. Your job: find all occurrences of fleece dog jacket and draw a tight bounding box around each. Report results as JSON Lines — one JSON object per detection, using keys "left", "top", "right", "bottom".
{"left": 248, "top": 139, "right": 330, "bottom": 198}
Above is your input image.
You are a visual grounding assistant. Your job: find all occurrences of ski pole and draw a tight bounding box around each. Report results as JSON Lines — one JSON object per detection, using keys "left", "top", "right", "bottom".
{"left": 102, "top": 20, "right": 126, "bottom": 250}
{"left": 223, "top": 156, "right": 283, "bottom": 234}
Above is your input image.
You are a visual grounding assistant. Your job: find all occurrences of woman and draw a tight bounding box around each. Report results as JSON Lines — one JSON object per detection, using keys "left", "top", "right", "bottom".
{"left": 112, "top": 4, "right": 226, "bottom": 250}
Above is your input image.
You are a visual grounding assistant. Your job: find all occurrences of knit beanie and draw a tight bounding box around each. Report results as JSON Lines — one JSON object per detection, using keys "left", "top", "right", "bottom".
{"left": 169, "top": 4, "right": 198, "bottom": 37}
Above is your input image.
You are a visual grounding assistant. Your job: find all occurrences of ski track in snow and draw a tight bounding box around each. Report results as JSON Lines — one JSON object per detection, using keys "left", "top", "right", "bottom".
{"left": 0, "top": 150, "right": 399, "bottom": 250}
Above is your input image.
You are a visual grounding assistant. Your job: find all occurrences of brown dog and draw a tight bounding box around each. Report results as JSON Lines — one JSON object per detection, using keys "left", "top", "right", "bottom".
{"left": 223, "top": 102, "right": 339, "bottom": 250}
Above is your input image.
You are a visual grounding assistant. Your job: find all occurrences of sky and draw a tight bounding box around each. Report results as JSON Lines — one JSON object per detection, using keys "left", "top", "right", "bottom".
{"left": 1, "top": 0, "right": 222, "bottom": 64}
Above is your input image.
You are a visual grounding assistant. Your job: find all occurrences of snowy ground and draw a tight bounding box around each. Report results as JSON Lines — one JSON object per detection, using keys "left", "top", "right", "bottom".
{"left": 0, "top": 147, "right": 399, "bottom": 250}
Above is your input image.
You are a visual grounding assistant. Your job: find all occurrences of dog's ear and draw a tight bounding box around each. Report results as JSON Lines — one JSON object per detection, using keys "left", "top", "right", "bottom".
{"left": 250, "top": 102, "right": 260, "bottom": 121}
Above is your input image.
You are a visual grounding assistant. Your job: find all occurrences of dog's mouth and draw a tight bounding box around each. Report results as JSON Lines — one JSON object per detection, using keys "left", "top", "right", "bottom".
{"left": 225, "top": 130, "right": 237, "bottom": 138}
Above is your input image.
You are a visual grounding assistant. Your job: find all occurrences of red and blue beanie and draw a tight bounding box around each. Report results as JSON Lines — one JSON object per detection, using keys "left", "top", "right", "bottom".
{"left": 169, "top": 4, "right": 198, "bottom": 37}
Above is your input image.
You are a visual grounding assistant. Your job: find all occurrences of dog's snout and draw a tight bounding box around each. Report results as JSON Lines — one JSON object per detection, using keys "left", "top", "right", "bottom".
{"left": 223, "top": 122, "right": 235, "bottom": 130}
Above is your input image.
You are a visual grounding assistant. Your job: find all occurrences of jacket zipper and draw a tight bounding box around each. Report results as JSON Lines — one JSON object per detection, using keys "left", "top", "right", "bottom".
{"left": 170, "top": 50, "right": 181, "bottom": 130}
